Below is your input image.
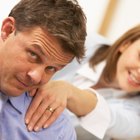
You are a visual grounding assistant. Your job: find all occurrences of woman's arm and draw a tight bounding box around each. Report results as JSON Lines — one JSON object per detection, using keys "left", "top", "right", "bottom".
{"left": 25, "top": 80, "right": 97, "bottom": 131}
{"left": 66, "top": 83, "right": 97, "bottom": 116}
{"left": 79, "top": 96, "right": 140, "bottom": 139}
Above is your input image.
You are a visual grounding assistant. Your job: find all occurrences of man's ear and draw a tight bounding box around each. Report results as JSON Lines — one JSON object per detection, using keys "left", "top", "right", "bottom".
{"left": 1, "top": 17, "right": 16, "bottom": 41}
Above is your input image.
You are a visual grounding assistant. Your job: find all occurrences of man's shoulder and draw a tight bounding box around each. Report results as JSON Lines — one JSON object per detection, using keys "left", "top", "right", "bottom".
{"left": 48, "top": 110, "right": 74, "bottom": 130}
{"left": 25, "top": 95, "right": 76, "bottom": 139}
{"left": 2, "top": 94, "right": 76, "bottom": 140}
{"left": 31, "top": 110, "right": 76, "bottom": 140}
{"left": 47, "top": 110, "right": 76, "bottom": 139}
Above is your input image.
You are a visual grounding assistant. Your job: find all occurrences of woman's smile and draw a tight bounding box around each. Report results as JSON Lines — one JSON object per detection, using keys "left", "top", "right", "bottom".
{"left": 127, "top": 71, "right": 140, "bottom": 87}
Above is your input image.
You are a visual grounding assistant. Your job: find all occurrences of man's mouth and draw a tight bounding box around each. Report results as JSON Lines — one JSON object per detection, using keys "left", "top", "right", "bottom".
{"left": 16, "top": 77, "right": 30, "bottom": 88}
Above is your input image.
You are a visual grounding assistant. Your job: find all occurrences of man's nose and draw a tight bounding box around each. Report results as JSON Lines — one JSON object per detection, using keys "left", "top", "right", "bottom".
{"left": 27, "top": 67, "right": 46, "bottom": 85}
{"left": 137, "top": 68, "right": 140, "bottom": 74}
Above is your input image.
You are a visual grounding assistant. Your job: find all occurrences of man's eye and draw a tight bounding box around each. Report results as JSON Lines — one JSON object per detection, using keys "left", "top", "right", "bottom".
{"left": 28, "top": 51, "right": 38, "bottom": 60}
{"left": 138, "top": 53, "right": 140, "bottom": 59}
{"left": 45, "top": 66, "right": 57, "bottom": 73}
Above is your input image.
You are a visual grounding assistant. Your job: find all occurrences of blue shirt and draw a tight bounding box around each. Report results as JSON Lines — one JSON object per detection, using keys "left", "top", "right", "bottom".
{"left": 0, "top": 92, "right": 76, "bottom": 140}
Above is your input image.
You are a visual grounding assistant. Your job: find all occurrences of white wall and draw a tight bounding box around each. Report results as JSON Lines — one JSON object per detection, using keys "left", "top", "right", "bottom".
{"left": 0, "top": 0, "right": 20, "bottom": 27}
{"left": 78, "top": 0, "right": 109, "bottom": 35}
{"left": 107, "top": 0, "right": 140, "bottom": 42}
{"left": 78, "top": 0, "right": 140, "bottom": 42}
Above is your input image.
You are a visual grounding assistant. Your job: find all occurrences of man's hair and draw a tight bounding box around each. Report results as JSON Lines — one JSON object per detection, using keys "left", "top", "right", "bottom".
{"left": 89, "top": 24, "right": 140, "bottom": 83}
{"left": 9, "top": 0, "right": 87, "bottom": 61}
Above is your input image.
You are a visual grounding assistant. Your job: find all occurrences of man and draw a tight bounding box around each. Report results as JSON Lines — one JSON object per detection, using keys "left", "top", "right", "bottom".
{"left": 0, "top": 0, "right": 86, "bottom": 139}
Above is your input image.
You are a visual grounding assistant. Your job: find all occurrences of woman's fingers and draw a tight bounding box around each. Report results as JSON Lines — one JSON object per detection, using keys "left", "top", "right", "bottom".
{"left": 26, "top": 94, "right": 55, "bottom": 131}
{"left": 25, "top": 81, "right": 68, "bottom": 131}
{"left": 43, "top": 106, "right": 65, "bottom": 128}
{"left": 29, "top": 89, "right": 37, "bottom": 97}
{"left": 25, "top": 91, "right": 43, "bottom": 125}
{"left": 33, "top": 99, "right": 66, "bottom": 131}
{"left": 33, "top": 106, "right": 65, "bottom": 132}
{"left": 33, "top": 109, "right": 52, "bottom": 131}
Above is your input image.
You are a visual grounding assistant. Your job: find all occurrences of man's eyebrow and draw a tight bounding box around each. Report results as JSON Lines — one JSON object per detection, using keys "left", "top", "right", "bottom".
{"left": 54, "top": 58, "right": 73, "bottom": 68}
{"left": 56, "top": 64, "right": 65, "bottom": 68}
{"left": 32, "top": 44, "right": 71, "bottom": 68}
{"left": 32, "top": 44, "right": 45, "bottom": 56}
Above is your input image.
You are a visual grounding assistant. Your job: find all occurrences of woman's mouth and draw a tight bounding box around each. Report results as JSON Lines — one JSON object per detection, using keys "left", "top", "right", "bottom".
{"left": 128, "top": 71, "right": 140, "bottom": 87}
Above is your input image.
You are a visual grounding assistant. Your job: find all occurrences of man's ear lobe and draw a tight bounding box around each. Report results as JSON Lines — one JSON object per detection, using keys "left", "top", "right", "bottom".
{"left": 1, "top": 17, "right": 16, "bottom": 40}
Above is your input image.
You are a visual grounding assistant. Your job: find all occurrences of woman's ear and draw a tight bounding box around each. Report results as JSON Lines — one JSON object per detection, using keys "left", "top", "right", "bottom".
{"left": 119, "top": 41, "right": 131, "bottom": 53}
{"left": 1, "top": 17, "right": 16, "bottom": 41}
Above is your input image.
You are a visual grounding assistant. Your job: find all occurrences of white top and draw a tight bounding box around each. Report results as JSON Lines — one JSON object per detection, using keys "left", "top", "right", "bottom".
{"left": 69, "top": 62, "right": 140, "bottom": 140}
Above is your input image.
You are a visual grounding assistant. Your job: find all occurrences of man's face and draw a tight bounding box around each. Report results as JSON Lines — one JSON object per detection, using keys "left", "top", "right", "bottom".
{"left": 0, "top": 18, "right": 73, "bottom": 96}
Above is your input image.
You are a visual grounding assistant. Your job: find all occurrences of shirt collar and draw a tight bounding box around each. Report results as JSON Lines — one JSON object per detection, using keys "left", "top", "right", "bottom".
{"left": 1, "top": 92, "right": 31, "bottom": 114}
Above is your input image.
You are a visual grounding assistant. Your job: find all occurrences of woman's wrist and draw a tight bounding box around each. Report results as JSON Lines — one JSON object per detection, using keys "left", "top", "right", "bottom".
{"left": 51, "top": 80, "right": 73, "bottom": 100}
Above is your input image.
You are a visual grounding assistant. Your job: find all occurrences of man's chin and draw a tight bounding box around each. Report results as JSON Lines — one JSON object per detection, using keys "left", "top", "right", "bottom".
{"left": 1, "top": 88, "right": 25, "bottom": 97}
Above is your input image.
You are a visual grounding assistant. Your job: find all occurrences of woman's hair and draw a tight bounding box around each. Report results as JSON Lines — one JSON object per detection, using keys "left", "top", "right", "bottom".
{"left": 89, "top": 24, "right": 140, "bottom": 83}
{"left": 9, "top": 0, "right": 87, "bottom": 61}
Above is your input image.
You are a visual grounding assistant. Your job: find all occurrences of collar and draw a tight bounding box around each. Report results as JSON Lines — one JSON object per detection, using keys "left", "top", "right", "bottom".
{"left": 1, "top": 92, "right": 31, "bottom": 114}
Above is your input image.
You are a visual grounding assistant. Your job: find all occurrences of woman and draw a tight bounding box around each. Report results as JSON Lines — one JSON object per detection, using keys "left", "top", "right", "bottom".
{"left": 25, "top": 25, "right": 140, "bottom": 139}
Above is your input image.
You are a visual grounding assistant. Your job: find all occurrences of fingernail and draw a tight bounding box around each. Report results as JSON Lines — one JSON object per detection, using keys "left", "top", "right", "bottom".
{"left": 28, "top": 126, "right": 33, "bottom": 131}
{"left": 43, "top": 124, "right": 48, "bottom": 129}
{"left": 34, "top": 126, "right": 39, "bottom": 132}
{"left": 25, "top": 119, "right": 29, "bottom": 124}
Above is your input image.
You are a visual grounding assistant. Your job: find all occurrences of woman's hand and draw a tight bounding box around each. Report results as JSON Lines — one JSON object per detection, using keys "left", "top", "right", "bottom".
{"left": 25, "top": 80, "right": 68, "bottom": 132}
{"left": 25, "top": 80, "right": 97, "bottom": 131}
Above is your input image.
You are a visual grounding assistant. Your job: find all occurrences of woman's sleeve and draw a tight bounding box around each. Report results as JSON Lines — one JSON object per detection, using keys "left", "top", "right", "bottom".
{"left": 79, "top": 88, "right": 140, "bottom": 139}
{"left": 79, "top": 88, "right": 111, "bottom": 139}
{"left": 105, "top": 98, "right": 140, "bottom": 139}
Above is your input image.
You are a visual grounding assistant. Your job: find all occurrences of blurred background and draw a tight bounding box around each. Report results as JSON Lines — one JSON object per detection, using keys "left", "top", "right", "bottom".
{"left": 0, "top": 0, "right": 140, "bottom": 43}
{"left": 78, "top": 0, "right": 140, "bottom": 43}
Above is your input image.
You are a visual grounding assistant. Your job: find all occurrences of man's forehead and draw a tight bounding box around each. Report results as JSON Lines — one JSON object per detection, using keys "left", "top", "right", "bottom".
{"left": 31, "top": 40, "right": 74, "bottom": 66}
{"left": 34, "top": 28, "right": 74, "bottom": 63}
{"left": 22, "top": 27, "right": 74, "bottom": 65}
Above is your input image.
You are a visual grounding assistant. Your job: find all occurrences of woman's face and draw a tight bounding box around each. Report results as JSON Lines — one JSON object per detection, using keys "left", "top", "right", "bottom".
{"left": 116, "top": 39, "right": 140, "bottom": 93}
